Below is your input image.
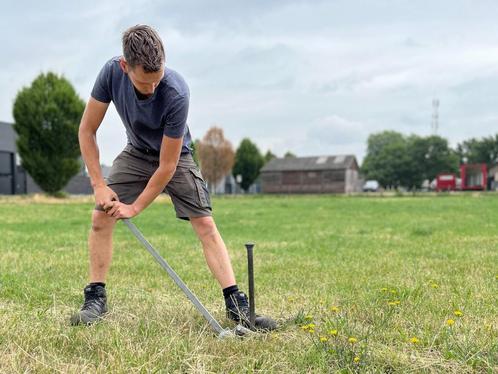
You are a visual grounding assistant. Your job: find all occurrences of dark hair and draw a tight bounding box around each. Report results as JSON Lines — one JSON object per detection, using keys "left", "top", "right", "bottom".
{"left": 122, "top": 25, "right": 165, "bottom": 72}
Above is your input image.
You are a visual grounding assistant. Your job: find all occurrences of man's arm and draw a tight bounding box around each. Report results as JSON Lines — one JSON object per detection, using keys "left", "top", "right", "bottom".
{"left": 104, "top": 134, "right": 183, "bottom": 218}
{"left": 78, "top": 97, "right": 118, "bottom": 206}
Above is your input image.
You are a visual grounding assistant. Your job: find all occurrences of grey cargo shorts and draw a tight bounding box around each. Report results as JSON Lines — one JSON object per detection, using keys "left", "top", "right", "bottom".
{"left": 96, "top": 144, "right": 212, "bottom": 221}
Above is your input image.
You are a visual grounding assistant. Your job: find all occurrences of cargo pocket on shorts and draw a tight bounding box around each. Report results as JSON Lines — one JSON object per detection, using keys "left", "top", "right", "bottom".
{"left": 189, "top": 167, "right": 211, "bottom": 208}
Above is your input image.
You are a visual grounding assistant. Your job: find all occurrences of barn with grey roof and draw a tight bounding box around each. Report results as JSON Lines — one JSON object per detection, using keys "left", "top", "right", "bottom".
{"left": 260, "top": 155, "right": 361, "bottom": 193}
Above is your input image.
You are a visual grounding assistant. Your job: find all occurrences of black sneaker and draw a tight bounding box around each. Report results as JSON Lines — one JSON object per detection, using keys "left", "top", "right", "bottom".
{"left": 225, "top": 291, "right": 277, "bottom": 331}
{"left": 70, "top": 284, "right": 108, "bottom": 326}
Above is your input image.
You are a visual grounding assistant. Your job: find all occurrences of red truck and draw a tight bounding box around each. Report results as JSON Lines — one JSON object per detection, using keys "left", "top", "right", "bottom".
{"left": 436, "top": 173, "right": 457, "bottom": 191}
{"left": 460, "top": 164, "right": 487, "bottom": 191}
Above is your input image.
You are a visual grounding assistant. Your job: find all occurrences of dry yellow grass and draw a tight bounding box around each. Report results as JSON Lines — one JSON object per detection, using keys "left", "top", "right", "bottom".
{"left": 0, "top": 194, "right": 497, "bottom": 372}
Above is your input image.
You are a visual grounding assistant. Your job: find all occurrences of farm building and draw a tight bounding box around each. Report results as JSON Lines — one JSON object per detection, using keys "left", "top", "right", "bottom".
{"left": 260, "top": 155, "right": 361, "bottom": 194}
{"left": 0, "top": 121, "right": 19, "bottom": 194}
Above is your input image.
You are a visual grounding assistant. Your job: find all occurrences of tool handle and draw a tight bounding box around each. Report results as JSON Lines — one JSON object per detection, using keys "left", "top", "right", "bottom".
{"left": 123, "top": 218, "right": 224, "bottom": 334}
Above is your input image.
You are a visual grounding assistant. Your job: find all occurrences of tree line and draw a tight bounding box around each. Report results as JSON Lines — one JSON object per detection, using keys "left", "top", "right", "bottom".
{"left": 12, "top": 73, "right": 498, "bottom": 195}
{"left": 362, "top": 131, "right": 498, "bottom": 189}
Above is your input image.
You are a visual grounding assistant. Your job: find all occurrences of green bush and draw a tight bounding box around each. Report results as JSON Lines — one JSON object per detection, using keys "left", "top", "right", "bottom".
{"left": 13, "top": 72, "right": 85, "bottom": 195}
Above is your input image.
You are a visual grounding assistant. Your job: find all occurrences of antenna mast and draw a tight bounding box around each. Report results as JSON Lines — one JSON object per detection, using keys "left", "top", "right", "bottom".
{"left": 431, "top": 98, "right": 439, "bottom": 134}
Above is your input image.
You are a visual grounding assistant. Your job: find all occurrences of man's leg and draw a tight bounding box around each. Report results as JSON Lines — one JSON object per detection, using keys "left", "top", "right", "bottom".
{"left": 70, "top": 210, "right": 117, "bottom": 325}
{"left": 189, "top": 215, "right": 277, "bottom": 331}
{"left": 89, "top": 210, "right": 118, "bottom": 282}
{"left": 190, "top": 216, "right": 235, "bottom": 288}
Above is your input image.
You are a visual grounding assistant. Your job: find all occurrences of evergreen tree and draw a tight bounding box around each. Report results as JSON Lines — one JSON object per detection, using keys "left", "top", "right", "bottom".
{"left": 13, "top": 72, "right": 85, "bottom": 195}
{"left": 264, "top": 150, "right": 277, "bottom": 163}
{"left": 233, "top": 138, "right": 264, "bottom": 192}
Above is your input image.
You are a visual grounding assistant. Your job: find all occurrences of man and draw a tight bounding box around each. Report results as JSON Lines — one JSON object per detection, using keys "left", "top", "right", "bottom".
{"left": 71, "top": 25, "right": 276, "bottom": 331}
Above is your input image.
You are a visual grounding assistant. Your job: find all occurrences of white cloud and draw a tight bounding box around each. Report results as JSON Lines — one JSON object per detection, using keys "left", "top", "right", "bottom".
{"left": 2, "top": 0, "right": 498, "bottom": 166}
{"left": 308, "top": 115, "right": 366, "bottom": 145}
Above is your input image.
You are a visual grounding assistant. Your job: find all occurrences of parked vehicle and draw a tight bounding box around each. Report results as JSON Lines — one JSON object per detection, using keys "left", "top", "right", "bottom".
{"left": 436, "top": 173, "right": 456, "bottom": 191}
{"left": 363, "top": 180, "right": 379, "bottom": 192}
{"left": 461, "top": 164, "right": 487, "bottom": 191}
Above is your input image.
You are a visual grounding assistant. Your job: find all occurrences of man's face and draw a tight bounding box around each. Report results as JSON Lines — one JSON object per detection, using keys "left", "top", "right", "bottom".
{"left": 120, "top": 58, "right": 164, "bottom": 97}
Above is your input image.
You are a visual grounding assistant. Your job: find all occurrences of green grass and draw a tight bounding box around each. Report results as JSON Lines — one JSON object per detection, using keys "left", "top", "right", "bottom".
{"left": 0, "top": 194, "right": 497, "bottom": 373}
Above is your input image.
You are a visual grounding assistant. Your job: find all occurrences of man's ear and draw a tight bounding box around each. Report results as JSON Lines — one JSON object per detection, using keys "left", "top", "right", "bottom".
{"left": 119, "top": 57, "right": 128, "bottom": 73}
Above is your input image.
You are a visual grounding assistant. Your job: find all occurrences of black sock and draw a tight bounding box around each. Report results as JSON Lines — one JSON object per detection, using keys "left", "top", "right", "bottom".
{"left": 89, "top": 282, "right": 106, "bottom": 288}
{"left": 223, "top": 285, "right": 239, "bottom": 299}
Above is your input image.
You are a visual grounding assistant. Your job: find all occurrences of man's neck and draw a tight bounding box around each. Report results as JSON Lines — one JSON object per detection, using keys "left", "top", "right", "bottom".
{"left": 134, "top": 86, "right": 151, "bottom": 100}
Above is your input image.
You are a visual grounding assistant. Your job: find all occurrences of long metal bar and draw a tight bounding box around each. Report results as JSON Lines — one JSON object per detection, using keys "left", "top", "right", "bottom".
{"left": 122, "top": 218, "right": 224, "bottom": 335}
{"left": 245, "top": 243, "right": 256, "bottom": 330}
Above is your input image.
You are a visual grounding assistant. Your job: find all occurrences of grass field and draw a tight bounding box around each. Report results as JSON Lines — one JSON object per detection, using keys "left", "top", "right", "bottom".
{"left": 0, "top": 194, "right": 497, "bottom": 373}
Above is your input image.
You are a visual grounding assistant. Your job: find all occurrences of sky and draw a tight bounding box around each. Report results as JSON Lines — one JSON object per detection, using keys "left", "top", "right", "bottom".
{"left": 2, "top": 0, "right": 498, "bottom": 165}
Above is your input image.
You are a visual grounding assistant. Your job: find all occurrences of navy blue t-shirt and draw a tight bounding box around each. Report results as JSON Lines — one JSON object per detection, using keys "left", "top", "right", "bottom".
{"left": 91, "top": 56, "right": 192, "bottom": 154}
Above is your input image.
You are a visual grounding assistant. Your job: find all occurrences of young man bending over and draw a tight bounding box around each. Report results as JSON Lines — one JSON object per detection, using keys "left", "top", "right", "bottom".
{"left": 71, "top": 24, "right": 275, "bottom": 331}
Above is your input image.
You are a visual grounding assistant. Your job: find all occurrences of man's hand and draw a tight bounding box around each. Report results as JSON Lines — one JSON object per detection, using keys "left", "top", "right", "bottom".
{"left": 94, "top": 185, "right": 119, "bottom": 209}
{"left": 102, "top": 201, "right": 138, "bottom": 219}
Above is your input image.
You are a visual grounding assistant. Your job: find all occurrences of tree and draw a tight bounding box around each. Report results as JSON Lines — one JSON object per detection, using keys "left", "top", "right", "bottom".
{"left": 191, "top": 138, "right": 201, "bottom": 167}
{"left": 13, "top": 72, "right": 85, "bottom": 195}
{"left": 263, "top": 150, "right": 277, "bottom": 164}
{"left": 408, "top": 135, "right": 459, "bottom": 183}
{"left": 457, "top": 135, "right": 498, "bottom": 168}
{"left": 361, "top": 131, "right": 413, "bottom": 189}
{"left": 197, "top": 127, "right": 235, "bottom": 193}
{"left": 284, "top": 151, "right": 296, "bottom": 158}
{"left": 362, "top": 131, "right": 460, "bottom": 190}
{"left": 233, "top": 138, "right": 264, "bottom": 192}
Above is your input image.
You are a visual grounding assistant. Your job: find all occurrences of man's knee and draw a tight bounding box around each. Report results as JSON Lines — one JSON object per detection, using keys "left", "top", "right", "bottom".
{"left": 191, "top": 216, "right": 218, "bottom": 239}
{"left": 91, "top": 211, "right": 117, "bottom": 233}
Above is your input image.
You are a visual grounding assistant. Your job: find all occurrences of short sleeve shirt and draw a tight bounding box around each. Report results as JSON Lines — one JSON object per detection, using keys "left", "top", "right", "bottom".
{"left": 91, "top": 56, "right": 192, "bottom": 154}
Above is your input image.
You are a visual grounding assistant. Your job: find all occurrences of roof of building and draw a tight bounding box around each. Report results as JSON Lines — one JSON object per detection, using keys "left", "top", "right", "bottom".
{"left": 261, "top": 155, "right": 358, "bottom": 172}
{"left": 0, "top": 121, "right": 16, "bottom": 153}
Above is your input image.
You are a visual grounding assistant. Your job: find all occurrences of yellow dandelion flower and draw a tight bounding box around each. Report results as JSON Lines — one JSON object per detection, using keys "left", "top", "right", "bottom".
{"left": 454, "top": 310, "right": 463, "bottom": 317}
{"left": 348, "top": 337, "right": 357, "bottom": 344}
{"left": 308, "top": 323, "right": 316, "bottom": 329}
{"left": 495, "top": 274, "right": 498, "bottom": 280}
{"left": 388, "top": 300, "right": 400, "bottom": 306}
{"left": 431, "top": 283, "right": 439, "bottom": 289}
{"left": 410, "top": 337, "right": 419, "bottom": 344}
{"left": 319, "top": 336, "right": 328, "bottom": 342}
{"left": 381, "top": 287, "right": 388, "bottom": 292}
{"left": 446, "top": 319, "right": 455, "bottom": 326}
{"left": 330, "top": 306, "right": 340, "bottom": 313}
{"left": 329, "top": 329, "right": 338, "bottom": 336}
{"left": 308, "top": 329, "right": 315, "bottom": 334}
{"left": 304, "top": 314, "right": 313, "bottom": 320}
{"left": 353, "top": 356, "right": 360, "bottom": 363}
{"left": 390, "top": 289, "right": 397, "bottom": 294}
{"left": 301, "top": 325, "right": 309, "bottom": 330}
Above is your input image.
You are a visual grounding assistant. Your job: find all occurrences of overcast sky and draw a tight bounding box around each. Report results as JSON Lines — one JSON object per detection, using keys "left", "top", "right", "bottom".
{"left": 2, "top": 0, "right": 498, "bottom": 165}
